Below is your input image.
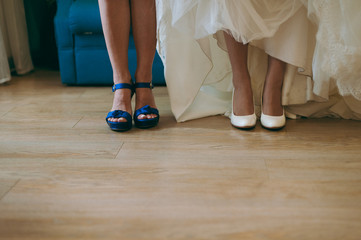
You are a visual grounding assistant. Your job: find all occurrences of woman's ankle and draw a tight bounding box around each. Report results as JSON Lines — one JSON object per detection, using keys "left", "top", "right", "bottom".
{"left": 262, "top": 90, "right": 283, "bottom": 116}
{"left": 113, "top": 72, "right": 132, "bottom": 84}
{"left": 233, "top": 87, "right": 254, "bottom": 116}
{"left": 134, "top": 71, "right": 152, "bottom": 83}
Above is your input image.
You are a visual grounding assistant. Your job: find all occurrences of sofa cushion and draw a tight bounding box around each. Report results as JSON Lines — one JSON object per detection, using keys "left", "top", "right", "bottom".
{"left": 69, "top": 0, "right": 103, "bottom": 34}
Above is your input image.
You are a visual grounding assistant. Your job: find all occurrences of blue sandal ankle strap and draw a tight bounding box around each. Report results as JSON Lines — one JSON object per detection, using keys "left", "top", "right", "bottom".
{"left": 134, "top": 82, "right": 153, "bottom": 89}
{"left": 112, "top": 82, "right": 134, "bottom": 92}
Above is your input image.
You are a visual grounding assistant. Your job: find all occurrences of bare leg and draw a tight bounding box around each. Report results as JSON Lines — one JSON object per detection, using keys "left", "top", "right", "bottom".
{"left": 262, "top": 56, "right": 285, "bottom": 116}
{"left": 99, "top": 0, "right": 132, "bottom": 122}
{"left": 131, "top": 0, "right": 157, "bottom": 120}
{"left": 223, "top": 32, "right": 254, "bottom": 116}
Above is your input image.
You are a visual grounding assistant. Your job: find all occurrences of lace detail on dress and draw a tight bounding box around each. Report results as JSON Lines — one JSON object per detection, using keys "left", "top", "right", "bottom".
{"left": 307, "top": 0, "right": 361, "bottom": 100}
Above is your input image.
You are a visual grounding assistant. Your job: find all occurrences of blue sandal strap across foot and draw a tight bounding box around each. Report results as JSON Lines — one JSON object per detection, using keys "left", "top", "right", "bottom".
{"left": 134, "top": 105, "right": 159, "bottom": 117}
{"left": 106, "top": 110, "right": 132, "bottom": 132}
{"left": 134, "top": 105, "right": 159, "bottom": 129}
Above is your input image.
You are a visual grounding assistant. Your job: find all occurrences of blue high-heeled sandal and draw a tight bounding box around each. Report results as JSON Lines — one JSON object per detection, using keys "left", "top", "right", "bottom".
{"left": 133, "top": 82, "right": 159, "bottom": 129}
{"left": 106, "top": 83, "right": 134, "bottom": 132}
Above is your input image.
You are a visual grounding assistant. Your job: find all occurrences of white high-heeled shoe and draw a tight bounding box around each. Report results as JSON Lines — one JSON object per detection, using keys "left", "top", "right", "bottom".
{"left": 231, "top": 90, "right": 257, "bottom": 129}
{"left": 260, "top": 80, "right": 286, "bottom": 130}
{"left": 231, "top": 112, "right": 257, "bottom": 129}
{"left": 260, "top": 110, "right": 286, "bottom": 130}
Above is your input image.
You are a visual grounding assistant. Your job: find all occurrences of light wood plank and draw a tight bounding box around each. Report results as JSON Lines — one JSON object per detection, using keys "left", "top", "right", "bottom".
{"left": 0, "top": 69, "right": 361, "bottom": 240}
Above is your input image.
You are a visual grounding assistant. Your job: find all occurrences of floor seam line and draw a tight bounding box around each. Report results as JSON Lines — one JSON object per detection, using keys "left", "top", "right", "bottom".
{"left": 72, "top": 116, "right": 84, "bottom": 128}
{"left": 114, "top": 142, "right": 125, "bottom": 159}
{"left": 0, "top": 179, "right": 21, "bottom": 201}
{"left": 264, "top": 158, "right": 271, "bottom": 180}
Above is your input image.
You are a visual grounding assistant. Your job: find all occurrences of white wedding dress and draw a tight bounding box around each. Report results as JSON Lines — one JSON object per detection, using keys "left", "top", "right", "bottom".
{"left": 156, "top": 0, "right": 361, "bottom": 122}
{"left": 288, "top": 0, "right": 361, "bottom": 119}
{"left": 0, "top": 0, "right": 34, "bottom": 84}
{"left": 0, "top": 24, "right": 10, "bottom": 84}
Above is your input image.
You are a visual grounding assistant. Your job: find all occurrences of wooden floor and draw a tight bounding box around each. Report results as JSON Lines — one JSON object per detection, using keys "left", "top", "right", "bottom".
{"left": 1, "top": 69, "right": 361, "bottom": 240}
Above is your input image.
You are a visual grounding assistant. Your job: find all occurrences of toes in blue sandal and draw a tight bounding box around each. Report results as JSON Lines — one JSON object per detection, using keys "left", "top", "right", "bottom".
{"left": 133, "top": 82, "right": 160, "bottom": 129}
{"left": 106, "top": 83, "right": 134, "bottom": 132}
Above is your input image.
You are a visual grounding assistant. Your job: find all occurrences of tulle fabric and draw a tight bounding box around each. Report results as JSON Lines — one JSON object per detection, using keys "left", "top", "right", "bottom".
{"left": 302, "top": 0, "right": 361, "bottom": 101}
{"left": 170, "top": 0, "right": 303, "bottom": 44}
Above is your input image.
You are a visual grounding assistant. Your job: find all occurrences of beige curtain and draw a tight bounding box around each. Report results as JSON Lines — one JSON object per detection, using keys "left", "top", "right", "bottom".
{"left": 0, "top": 0, "right": 33, "bottom": 84}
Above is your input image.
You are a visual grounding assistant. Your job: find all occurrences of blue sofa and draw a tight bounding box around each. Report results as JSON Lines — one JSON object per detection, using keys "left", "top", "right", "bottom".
{"left": 54, "top": 0, "right": 165, "bottom": 86}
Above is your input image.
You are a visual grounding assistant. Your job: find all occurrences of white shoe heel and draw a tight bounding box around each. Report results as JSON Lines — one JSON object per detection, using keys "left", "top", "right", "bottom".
{"left": 260, "top": 111, "right": 286, "bottom": 130}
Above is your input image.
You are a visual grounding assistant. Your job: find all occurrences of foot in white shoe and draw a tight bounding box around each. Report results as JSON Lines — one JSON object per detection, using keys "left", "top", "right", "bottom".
{"left": 260, "top": 111, "right": 285, "bottom": 130}
{"left": 231, "top": 112, "right": 257, "bottom": 129}
{"left": 231, "top": 89, "right": 256, "bottom": 129}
